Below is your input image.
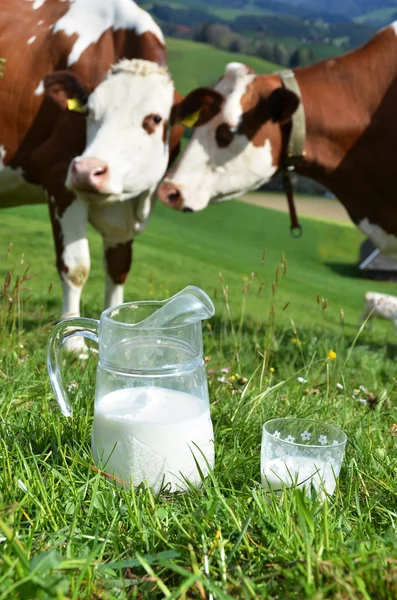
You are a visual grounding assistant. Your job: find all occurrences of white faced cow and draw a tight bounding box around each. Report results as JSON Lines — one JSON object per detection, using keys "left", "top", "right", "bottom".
{"left": 0, "top": 0, "right": 183, "bottom": 341}
{"left": 158, "top": 23, "right": 397, "bottom": 262}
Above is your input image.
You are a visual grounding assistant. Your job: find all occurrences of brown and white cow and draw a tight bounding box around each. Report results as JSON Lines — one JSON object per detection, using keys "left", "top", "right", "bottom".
{"left": 0, "top": 0, "right": 183, "bottom": 346}
{"left": 158, "top": 22, "right": 397, "bottom": 260}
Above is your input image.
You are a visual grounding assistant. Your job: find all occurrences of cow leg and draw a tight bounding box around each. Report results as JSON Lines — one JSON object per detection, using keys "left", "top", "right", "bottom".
{"left": 49, "top": 196, "right": 90, "bottom": 352}
{"left": 103, "top": 240, "right": 133, "bottom": 309}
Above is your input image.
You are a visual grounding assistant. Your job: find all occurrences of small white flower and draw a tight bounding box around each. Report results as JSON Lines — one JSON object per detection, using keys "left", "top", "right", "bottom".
{"left": 359, "top": 385, "right": 368, "bottom": 393}
{"left": 217, "top": 376, "right": 227, "bottom": 383}
{"left": 332, "top": 440, "right": 339, "bottom": 446}
{"left": 285, "top": 435, "right": 296, "bottom": 443}
{"left": 301, "top": 430, "right": 311, "bottom": 441}
{"left": 336, "top": 383, "right": 344, "bottom": 390}
{"left": 221, "top": 367, "right": 230, "bottom": 373}
{"left": 273, "top": 430, "right": 281, "bottom": 439}
{"left": 358, "top": 398, "right": 368, "bottom": 405}
{"left": 318, "top": 434, "right": 328, "bottom": 446}
{"left": 67, "top": 381, "right": 78, "bottom": 392}
{"left": 297, "top": 377, "right": 308, "bottom": 384}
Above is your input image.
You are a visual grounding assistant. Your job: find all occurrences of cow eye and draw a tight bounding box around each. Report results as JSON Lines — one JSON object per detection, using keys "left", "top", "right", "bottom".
{"left": 153, "top": 115, "right": 162, "bottom": 124}
{"left": 215, "top": 123, "right": 234, "bottom": 148}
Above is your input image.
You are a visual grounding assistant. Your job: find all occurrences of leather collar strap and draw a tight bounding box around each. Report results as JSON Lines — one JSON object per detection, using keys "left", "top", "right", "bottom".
{"left": 278, "top": 69, "right": 307, "bottom": 236}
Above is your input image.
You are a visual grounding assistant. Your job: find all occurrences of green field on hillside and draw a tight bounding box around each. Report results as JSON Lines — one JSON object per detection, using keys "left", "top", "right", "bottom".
{"left": 0, "top": 198, "right": 394, "bottom": 343}
{"left": 142, "top": 0, "right": 273, "bottom": 19}
{"left": 165, "top": 38, "right": 279, "bottom": 94}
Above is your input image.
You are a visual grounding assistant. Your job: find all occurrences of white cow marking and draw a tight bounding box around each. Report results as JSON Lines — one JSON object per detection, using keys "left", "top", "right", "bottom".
{"left": 104, "top": 273, "right": 124, "bottom": 308}
{"left": 34, "top": 80, "right": 44, "bottom": 95}
{"left": 0, "top": 145, "right": 6, "bottom": 169}
{"left": 27, "top": 35, "right": 37, "bottom": 45}
{"left": 53, "top": 0, "right": 164, "bottom": 67}
{"left": 221, "top": 63, "right": 255, "bottom": 130}
{"left": 30, "top": 0, "right": 47, "bottom": 9}
{"left": 358, "top": 218, "right": 397, "bottom": 260}
{"left": 56, "top": 199, "right": 90, "bottom": 318}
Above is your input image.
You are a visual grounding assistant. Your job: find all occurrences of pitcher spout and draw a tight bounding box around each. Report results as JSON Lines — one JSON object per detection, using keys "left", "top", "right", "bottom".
{"left": 140, "top": 286, "right": 215, "bottom": 329}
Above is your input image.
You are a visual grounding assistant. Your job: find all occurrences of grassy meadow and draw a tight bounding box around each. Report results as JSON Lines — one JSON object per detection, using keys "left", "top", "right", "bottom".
{"left": 165, "top": 38, "right": 279, "bottom": 95}
{"left": 0, "top": 197, "right": 397, "bottom": 599}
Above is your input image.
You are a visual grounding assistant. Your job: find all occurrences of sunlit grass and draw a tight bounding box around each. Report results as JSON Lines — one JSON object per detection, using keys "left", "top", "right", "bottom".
{"left": 0, "top": 201, "right": 396, "bottom": 598}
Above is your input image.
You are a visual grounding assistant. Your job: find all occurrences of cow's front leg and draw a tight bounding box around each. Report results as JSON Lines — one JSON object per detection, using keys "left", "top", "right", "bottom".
{"left": 49, "top": 196, "right": 90, "bottom": 352}
{"left": 103, "top": 240, "right": 133, "bottom": 308}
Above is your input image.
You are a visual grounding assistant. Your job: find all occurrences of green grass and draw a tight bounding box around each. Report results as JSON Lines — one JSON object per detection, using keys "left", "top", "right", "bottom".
{"left": 0, "top": 198, "right": 396, "bottom": 598}
{"left": 166, "top": 38, "right": 279, "bottom": 95}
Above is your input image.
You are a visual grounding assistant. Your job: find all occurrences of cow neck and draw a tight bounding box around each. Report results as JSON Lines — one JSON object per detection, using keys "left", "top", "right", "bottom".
{"left": 285, "top": 26, "right": 397, "bottom": 226}
{"left": 279, "top": 70, "right": 306, "bottom": 236}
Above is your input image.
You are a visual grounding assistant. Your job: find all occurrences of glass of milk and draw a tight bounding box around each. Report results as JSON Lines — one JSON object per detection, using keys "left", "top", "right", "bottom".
{"left": 261, "top": 418, "right": 347, "bottom": 498}
{"left": 47, "top": 286, "right": 216, "bottom": 493}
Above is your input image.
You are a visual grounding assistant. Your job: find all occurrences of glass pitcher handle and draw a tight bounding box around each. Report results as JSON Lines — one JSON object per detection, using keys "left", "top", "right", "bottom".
{"left": 47, "top": 317, "right": 99, "bottom": 417}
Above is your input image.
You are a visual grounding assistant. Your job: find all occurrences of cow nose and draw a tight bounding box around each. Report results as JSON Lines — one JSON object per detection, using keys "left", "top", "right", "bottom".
{"left": 157, "top": 181, "right": 184, "bottom": 210}
{"left": 69, "top": 157, "right": 109, "bottom": 193}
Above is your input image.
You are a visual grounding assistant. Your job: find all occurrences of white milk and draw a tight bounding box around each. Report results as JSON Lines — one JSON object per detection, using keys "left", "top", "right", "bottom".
{"left": 91, "top": 386, "right": 215, "bottom": 492}
{"left": 261, "top": 456, "right": 337, "bottom": 496}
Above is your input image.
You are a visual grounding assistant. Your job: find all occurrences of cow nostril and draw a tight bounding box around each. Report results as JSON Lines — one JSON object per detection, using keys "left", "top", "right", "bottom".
{"left": 93, "top": 166, "right": 107, "bottom": 177}
{"left": 168, "top": 190, "right": 181, "bottom": 204}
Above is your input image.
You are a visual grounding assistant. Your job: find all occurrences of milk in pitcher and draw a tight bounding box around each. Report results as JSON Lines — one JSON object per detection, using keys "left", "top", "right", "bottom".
{"left": 92, "top": 386, "right": 215, "bottom": 492}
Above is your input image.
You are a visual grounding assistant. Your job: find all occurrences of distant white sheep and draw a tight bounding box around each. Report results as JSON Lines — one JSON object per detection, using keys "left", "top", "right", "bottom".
{"left": 361, "top": 291, "right": 397, "bottom": 327}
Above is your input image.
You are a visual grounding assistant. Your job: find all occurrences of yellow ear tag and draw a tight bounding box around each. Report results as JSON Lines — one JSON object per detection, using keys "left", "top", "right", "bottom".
{"left": 67, "top": 98, "right": 85, "bottom": 113}
{"left": 180, "top": 109, "right": 201, "bottom": 128}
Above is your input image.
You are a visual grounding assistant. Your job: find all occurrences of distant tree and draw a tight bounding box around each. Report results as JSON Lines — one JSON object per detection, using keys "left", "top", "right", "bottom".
{"left": 194, "top": 23, "right": 235, "bottom": 50}
{"left": 289, "top": 47, "right": 315, "bottom": 67}
{"left": 228, "top": 35, "right": 252, "bottom": 54}
{"left": 255, "top": 39, "right": 275, "bottom": 61}
{"left": 273, "top": 43, "right": 289, "bottom": 66}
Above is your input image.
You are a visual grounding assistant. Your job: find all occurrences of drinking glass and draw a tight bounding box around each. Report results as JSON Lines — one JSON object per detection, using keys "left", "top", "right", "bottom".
{"left": 261, "top": 418, "right": 347, "bottom": 497}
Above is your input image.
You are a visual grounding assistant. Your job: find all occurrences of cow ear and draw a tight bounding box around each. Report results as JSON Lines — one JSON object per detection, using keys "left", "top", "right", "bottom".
{"left": 268, "top": 88, "right": 300, "bottom": 124}
{"left": 43, "top": 71, "right": 89, "bottom": 113}
{"left": 171, "top": 88, "right": 224, "bottom": 128}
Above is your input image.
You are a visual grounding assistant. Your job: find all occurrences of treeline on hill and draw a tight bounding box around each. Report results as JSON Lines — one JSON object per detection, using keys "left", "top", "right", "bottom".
{"left": 149, "top": 1, "right": 379, "bottom": 67}
{"left": 273, "top": 0, "right": 397, "bottom": 18}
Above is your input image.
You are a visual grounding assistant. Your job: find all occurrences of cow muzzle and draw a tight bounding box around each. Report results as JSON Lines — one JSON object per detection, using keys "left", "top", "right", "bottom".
{"left": 157, "top": 180, "right": 185, "bottom": 210}
{"left": 68, "top": 157, "right": 110, "bottom": 195}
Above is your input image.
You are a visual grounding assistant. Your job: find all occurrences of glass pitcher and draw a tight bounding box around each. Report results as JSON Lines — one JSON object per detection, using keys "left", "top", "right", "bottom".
{"left": 47, "top": 286, "right": 215, "bottom": 493}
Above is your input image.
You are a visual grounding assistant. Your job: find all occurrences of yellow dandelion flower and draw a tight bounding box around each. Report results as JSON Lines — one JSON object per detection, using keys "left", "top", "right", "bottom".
{"left": 270, "top": 367, "right": 275, "bottom": 373}
{"left": 328, "top": 350, "right": 337, "bottom": 360}
{"left": 243, "top": 275, "right": 249, "bottom": 282}
{"left": 291, "top": 337, "right": 302, "bottom": 346}
{"left": 148, "top": 290, "right": 154, "bottom": 296}
{"left": 230, "top": 375, "right": 236, "bottom": 381}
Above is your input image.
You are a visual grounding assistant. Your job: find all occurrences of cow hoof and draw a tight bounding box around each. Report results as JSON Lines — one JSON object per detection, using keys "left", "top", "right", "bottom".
{"left": 63, "top": 336, "right": 87, "bottom": 356}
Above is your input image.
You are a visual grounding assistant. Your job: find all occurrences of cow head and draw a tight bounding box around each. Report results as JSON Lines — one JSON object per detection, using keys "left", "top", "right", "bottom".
{"left": 44, "top": 60, "right": 177, "bottom": 203}
{"left": 157, "top": 63, "right": 300, "bottom": 212}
